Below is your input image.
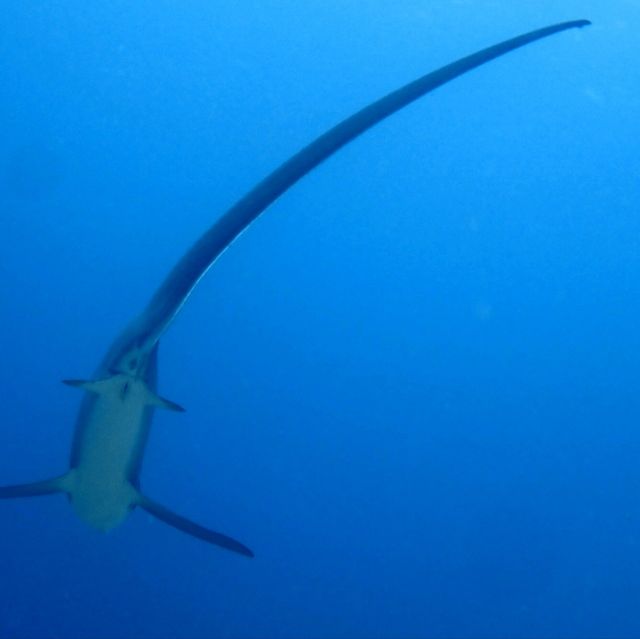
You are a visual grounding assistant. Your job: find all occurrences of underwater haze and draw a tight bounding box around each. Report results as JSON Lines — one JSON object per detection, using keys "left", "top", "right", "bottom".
{"left": 1, "top": 1, "right": 638, "bottom": 638}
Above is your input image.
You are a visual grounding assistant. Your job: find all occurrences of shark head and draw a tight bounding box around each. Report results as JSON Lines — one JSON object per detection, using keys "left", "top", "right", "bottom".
{"left": 70, "top": 477, "right": 137, "bottom": 531}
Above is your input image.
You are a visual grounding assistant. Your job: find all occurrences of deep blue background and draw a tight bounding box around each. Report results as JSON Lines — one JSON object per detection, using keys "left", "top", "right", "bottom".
{"left": 1, "top": 2, "right": 638, "bottom": 637}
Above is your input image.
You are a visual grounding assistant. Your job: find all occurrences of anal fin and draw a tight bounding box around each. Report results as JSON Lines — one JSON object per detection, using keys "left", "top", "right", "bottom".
{"left": 135, "top": 493, "right": 253, "bottom": 557}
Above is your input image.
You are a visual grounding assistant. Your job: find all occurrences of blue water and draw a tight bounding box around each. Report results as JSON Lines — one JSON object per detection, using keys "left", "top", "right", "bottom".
{"left": 1, "top": 2, "right": 638, "bottom": 637}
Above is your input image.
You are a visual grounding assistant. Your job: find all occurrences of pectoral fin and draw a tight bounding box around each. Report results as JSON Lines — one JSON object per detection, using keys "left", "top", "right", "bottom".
{"left": 0, "top": 471, "right": 74, "bottom": 499}
{"left": 136, "top": 494, "right": 254, "bottom": 557}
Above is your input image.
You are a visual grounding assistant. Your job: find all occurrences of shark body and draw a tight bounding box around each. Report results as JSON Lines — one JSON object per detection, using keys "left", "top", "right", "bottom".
{"left": 0, "top": 20, "right": 589, "bottom": 555}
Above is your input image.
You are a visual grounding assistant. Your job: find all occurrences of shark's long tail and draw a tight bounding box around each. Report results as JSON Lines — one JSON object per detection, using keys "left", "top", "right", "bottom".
{"left": 112, "top": 19, "right": 590, "bottom": 360}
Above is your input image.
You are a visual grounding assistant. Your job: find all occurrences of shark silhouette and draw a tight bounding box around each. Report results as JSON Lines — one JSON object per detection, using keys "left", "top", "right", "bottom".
{"left": 0, "top": 20, "right": 590, "bottom": 556}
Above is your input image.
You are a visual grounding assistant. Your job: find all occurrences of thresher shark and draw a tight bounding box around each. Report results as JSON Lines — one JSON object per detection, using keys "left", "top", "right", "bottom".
{"left": 0, "top": 20, "right": 590, "bottom": 556}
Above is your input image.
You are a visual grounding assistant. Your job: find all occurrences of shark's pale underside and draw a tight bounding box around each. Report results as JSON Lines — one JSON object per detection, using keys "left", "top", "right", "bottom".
{"left": 0, "top": 20, "right": 589, "bottom": 556}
